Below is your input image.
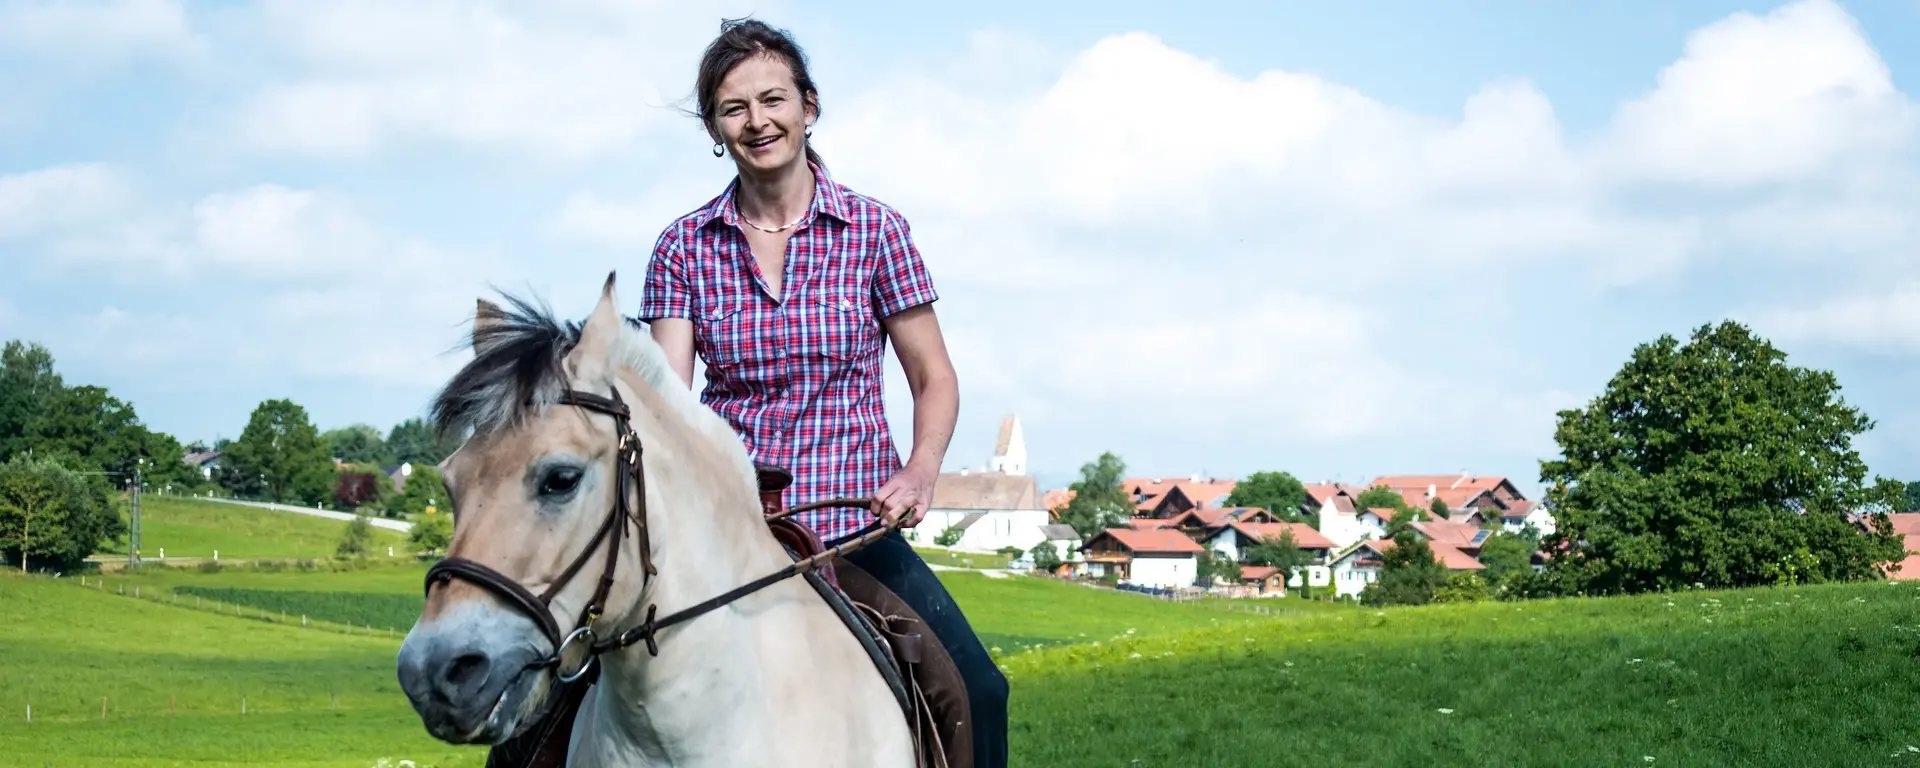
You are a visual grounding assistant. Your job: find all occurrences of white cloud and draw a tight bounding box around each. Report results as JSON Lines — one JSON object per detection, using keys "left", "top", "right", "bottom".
{"left": 0, "top": 0, "right": 204, "bottom": 68}
{"left": 228, "top": 0, "right": 779, "bottom": 159}
{"left": 1747, "top": 284, "right": 1920, "bottom": 357}
{"left": 1598, "top": 0, "right": 1915, "bottom": 187}
{"left": 0, "top": 164, "right": 131, "bottom": 239}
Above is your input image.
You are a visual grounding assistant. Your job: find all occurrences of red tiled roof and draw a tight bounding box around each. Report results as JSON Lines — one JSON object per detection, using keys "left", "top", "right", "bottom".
{"left": 1362, "top": 507, "right": 1401, "bottom": 522}
{"left": 1127, "top": 518, "right": 1173, "bottom": 530}
{"left": 1229, "top": 521, "right": 1336, "bottom": 550}
{"left": 1412, "top": 520, "right": 1484, "bottom": 549}
{"left": 1042, "top": 489, "right": 1075, "bottom": 511}
{"left": 1098, "top": 527, "right": 1206, "bottom": 554}
{"left": 1349, "top": 537, "right": 1484, "bottom": 570}
{"left": 1239, "top": 566, "right": 1281, "bottom": 581}
{"left": 1123, "top": 476, "right": 1239, "bottom": 510}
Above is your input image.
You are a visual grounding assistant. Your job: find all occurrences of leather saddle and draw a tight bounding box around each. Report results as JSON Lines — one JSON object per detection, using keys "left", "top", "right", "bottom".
{"left": 483, "top": 463, "right": 972, "bottom": 768}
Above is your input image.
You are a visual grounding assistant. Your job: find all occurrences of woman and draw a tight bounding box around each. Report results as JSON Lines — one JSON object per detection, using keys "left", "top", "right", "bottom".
{"left": 636, "top": 17, "right": 1010, "bottom": 768}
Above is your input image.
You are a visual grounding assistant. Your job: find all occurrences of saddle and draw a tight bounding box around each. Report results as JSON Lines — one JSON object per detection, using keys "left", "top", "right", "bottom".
{"left": 483, "top": 464, "right": 972, "bottom": 768}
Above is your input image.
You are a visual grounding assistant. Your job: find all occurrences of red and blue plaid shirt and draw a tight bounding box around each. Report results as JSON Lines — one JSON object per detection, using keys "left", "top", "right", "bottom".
{"left": 637, "top": 164, "right": 940, "bottom": 543}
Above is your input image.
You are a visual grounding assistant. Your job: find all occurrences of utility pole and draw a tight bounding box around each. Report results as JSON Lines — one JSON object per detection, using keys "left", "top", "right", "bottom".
{"left": 129, "top": 464, "right": 142, "bottom": 571}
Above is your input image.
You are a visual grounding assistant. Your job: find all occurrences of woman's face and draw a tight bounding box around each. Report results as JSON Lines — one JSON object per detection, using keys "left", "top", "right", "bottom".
{"left": 709, "top": 53, "right": 814, "bottom": 174}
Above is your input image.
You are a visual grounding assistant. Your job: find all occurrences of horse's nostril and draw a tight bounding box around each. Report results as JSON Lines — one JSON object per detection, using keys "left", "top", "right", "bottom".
{"left": 441, "top": 652, "right": 492, "bottom": 699}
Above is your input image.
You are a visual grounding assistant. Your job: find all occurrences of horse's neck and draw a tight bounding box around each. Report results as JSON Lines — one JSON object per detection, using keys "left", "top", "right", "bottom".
{"left": 568, "top": 465, "right": 797, "bottom": 765}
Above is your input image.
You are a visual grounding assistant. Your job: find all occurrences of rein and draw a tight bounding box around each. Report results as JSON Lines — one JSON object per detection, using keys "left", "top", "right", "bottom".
{"left": 422, "top": 384, "right": 904, "bottom": 685}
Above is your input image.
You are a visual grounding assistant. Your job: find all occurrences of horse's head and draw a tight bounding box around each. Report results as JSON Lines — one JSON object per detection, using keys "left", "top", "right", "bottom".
{"left": 396, "top": 273, "right": 665, "bottom": 744}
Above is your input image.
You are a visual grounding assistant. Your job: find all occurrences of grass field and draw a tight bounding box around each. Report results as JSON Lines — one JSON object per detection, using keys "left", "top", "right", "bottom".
{"left": 96, "top": 496, "right": 408, "bottom": 562}
{"left": 10, "top": 566, "right": 1920, "bottom": 766}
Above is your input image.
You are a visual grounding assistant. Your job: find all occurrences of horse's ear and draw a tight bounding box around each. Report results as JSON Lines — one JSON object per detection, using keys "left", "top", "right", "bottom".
{"left": 571, "top": 272, "right": 622, "bottom": 369}
{"left": 474, "top": 298, "right": 506, "bottom": 348}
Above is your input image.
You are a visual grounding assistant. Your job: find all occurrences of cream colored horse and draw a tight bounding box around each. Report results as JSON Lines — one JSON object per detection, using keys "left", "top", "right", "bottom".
{"left": 395, "top": 274, "right": 915, "bottom": 767}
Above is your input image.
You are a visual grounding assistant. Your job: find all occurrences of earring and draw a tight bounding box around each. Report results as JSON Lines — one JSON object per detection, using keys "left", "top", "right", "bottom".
{"left": 712, "top": 143, "right": 724, "bottom": 157}
{"left": 804, "top": 126, "right": 812, "bottom": 138}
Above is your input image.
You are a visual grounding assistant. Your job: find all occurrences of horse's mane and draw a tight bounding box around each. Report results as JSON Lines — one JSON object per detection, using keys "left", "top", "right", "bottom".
{"left": 429, "top": 291, "right": 756, "bottom": 491}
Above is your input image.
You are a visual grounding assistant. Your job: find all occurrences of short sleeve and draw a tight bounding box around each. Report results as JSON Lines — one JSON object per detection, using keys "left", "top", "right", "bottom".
{"left": 636, "top": 228, "right": 692, "bottom": 321}
{"left": 871, "top": 209, "right": 939, "bottom": 318}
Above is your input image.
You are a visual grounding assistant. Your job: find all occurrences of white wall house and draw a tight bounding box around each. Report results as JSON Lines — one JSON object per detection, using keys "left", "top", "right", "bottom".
{"left": 914, "top": 417, "right": 1050, "bottom": 552}
{"left": 1501, "top": 500, "right": 1557, "bottom": 537}
{"left": 1082, "top": 528, "right": 1203, "bottom": 589}
{"left": 1329, "top": 540, "right": 1391, "bottom": 599}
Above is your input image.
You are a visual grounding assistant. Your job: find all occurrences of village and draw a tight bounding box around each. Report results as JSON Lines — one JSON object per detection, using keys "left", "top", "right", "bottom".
{"left": 912, "top": 415, "right": 1564, "bottom": 601}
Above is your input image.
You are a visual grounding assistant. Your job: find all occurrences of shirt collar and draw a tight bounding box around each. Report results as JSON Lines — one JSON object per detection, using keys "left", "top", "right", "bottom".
{"left": 697, "top": 161, "right": 849, "bottom": 231}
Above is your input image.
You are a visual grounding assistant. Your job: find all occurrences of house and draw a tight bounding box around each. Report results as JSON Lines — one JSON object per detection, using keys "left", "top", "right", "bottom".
{"left": 1202, "top": 521, "right": 1337, "bottom": 590}
{"left": 183, "top": 450, "right": 222, "bottom": 480}
{"left": 1366, "top": 472, "right": 1532, "bottom": 522}
{"left": 1123, "top": 475, "right": 1238, "bottom": 517}
{"left": 918, "top": 470, "right": 1052, "bottom": 552}
{"left": 1236, "top": 566, "right": 1290, "bottom": 596}
{"left": 380, "top": 462, "right": 415, "bottom": 493}
{"left": 1499, "top": 499, "right": 1558, "bottom": 537}
{"left": 1161, "top": 506, "right": 1278, "bottom": 539}
{"left": 1312, "top": 491, "right": 1372, "bottom": 549}
{"left": 1080, "top": 528, "right": 1203, "bottom": 588}
{"left": 1327, "top": 536, "right": 1486, "bottom": 599}
{"left": 1036, "top": 524, "right": 1086, "bottom": 576}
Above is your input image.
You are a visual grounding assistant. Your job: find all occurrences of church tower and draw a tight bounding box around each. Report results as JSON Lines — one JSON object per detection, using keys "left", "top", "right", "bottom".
{"left": 986, "top": 414, "right": 1027, "bottom": 476}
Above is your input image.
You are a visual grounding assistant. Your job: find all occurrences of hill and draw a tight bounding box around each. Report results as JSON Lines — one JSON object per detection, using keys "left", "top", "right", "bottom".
{"left": 95, "top": 496, "right": 409, "bottom": 564}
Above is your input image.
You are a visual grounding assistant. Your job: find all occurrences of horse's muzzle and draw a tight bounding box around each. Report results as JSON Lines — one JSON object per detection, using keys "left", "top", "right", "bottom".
{"left": 397, "top": 610, "right": 553, "bottom": 744}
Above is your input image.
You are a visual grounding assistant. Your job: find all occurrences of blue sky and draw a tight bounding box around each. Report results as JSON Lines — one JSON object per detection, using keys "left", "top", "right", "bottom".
{"left": 3, "top": 0, "right": 1919, "bottom": 498}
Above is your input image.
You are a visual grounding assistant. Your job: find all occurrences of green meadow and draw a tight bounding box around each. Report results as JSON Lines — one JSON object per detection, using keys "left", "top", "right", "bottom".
{"left": 96, "top": 496, "right": 408, "bottom": 563}
{"left": 13, "top": 499, "right": 1920, "bottom": 766}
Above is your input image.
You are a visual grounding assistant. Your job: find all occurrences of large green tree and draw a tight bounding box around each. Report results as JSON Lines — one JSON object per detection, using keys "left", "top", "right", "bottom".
{"left": 1226, "top": 470, "right": 1309, "bottom": 522}
{"left": 1059, "top": 451, "right": 1132, "bottom": 538}
{"left": 324, "top": 424, "right": 395, "bottom": 465}
{"left": 1906, "top": 481, "right": 1920, "bottom": 513}
{"left": 0, "top": 454, "right": 121, "bottom": 572}
{"left": 223, "top": 399, "right": 334, "bottom": 504}
{"left": 0, "top": 341, "right": 64, "bottom": 461}
{"left": 24, "top": 385, "right": 150, "bottom": 479}
{"left": 1362, "top": 531, "right": 1449, "bottom": 606}
{"left": 1539, "top": 321, "right": 1906, "bottom": 595}
{"left": 387, "top": 417, "right": 459, "bottom": 467}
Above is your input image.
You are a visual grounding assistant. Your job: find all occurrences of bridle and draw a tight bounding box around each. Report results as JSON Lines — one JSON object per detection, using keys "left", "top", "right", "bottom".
{"left": 422, "top": 383, "right": 900, "bottom": 685}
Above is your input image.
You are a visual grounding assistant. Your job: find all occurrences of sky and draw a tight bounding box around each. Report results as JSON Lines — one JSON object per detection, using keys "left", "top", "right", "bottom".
{"left": 3, "top": 0, "right": 1920, "bottom": 499}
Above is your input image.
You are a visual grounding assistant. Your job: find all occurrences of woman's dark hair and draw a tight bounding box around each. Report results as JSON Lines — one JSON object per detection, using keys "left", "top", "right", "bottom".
{"left": 694, "top": 17, "right": 825, "bottom": 172}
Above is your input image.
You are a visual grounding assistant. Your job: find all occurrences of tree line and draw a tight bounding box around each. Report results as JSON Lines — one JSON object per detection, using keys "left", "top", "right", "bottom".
{"left": 0, "top": 338, "right": 459, "bottom": 572}
{"left": 1050, "top": 321, "right": 1918, "bottom": 607}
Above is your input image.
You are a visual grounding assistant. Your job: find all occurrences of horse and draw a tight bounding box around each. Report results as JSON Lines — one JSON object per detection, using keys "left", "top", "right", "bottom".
{"left": 394, "top": 273, "right": 942, "bottom": 767}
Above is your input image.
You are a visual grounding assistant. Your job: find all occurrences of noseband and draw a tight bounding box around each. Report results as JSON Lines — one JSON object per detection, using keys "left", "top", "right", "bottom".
{"left": 423, "top": 383, "right": 898, "bottom": 684}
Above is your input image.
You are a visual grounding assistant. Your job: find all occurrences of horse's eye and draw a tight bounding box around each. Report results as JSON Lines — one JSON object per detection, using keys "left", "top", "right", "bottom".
{"left": 540, "top": 468, "right": 583, "bottom": 497}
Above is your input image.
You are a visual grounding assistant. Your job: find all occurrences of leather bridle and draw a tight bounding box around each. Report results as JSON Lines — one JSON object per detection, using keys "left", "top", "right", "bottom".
{"left": 423, "top": 383, "right": 900, "bottom": 685}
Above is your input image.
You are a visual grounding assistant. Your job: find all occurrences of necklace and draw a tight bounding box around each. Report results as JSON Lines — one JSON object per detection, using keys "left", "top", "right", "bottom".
{"left": 739, "top": 210, "right": 806, "bottom": 234}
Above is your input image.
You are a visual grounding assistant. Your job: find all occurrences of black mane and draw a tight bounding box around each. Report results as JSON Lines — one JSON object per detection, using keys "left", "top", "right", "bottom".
{"left": 429, "top": 291, "right": 583, "bottom": 444}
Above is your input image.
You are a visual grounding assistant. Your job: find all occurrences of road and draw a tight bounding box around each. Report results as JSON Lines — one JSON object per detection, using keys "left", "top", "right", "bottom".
{"left": 201, "top": 497, "right": 413, "bottom": 533}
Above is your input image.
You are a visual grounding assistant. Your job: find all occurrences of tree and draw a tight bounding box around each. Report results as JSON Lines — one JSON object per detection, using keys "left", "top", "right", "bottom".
{"left": 0, "top": 455, "right": 121, "bottom": 572}
{"left": 0, "top": 340, "right": 63, "bottom": 461}
{"left": 25, "top": 385, "right": 151, "bottom": 479}
{"left": 392, "top": 466, "right": 452, "bottom": 519}
{"left": 1245, "top": 528, "right": 1317, "bottom": 597}
{"left": 1539, "top": 321, "right": 1907, "bottom": 595}
{"left": 334, "top": 472, "right": 384, "bottom": 511}
{"left": 1475, "top": 532, "right": 1535, "bottom": 588}
{"left": 1030, "top": 540, "right": 1062, "bottom": 573}
{"left": 1355, "top": 485, "right": 1407, "bottom": 512}
{"left": 1196, "top": 547, "right": 1240, "bottom": 585}
{"left": 337, "top": 512, "right": 373, "bottom": 558}
{"left": 1361, "top": 531, "right": 1449, "bottom": 607}
{"left": 1059, "top": 451, "right": 1133, "bottom": 538}
{"left": 388, "top": 417, "right": 459, "bottom": 467}
{"left": 324, "top": 424, "right": 394, "bottom": 466}
{"left": 224, "top": 399, "right": 334, "bottom": 504}
{"left": 408, "top": 511, "right": 453, "bottom": 557}
{"left": 1906, "top": 481, "right": 1920, "bottom": 512}
{"left": 1433, "top": 571, "right": 1491, "bottom": 603}
{"left": 1226, "top": 471, "right": 1309, "bottom": 522}
{"left": 1430, "top": 497, "right": 1451, "bottom": 519}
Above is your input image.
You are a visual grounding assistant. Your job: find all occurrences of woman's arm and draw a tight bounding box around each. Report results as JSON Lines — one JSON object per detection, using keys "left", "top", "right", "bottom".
{"left": 873, "top": 302, "right": 959, "bottom": 526}
{"left": 648, "top": 318, "right": 697, "bottom": 389}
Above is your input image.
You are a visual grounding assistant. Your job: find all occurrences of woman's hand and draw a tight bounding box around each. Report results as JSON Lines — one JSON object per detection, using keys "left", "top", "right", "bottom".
{"left": 874, "top": 463, "right": 938, "bottom": 527}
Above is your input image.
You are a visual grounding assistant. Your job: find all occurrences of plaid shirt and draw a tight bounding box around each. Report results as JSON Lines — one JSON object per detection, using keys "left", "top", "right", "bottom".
{"left": 637, "top": 164, "right": 940, "bottom": 543}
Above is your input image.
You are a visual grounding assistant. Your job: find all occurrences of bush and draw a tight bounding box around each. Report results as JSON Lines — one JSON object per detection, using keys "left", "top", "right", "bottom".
{"left": 0, "top": 454, "right": 123, "bottom": 572}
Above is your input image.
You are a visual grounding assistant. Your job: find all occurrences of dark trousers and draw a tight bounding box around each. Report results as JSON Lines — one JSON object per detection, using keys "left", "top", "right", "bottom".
{"left": 841, "top": 529, "right": 1009, "bottom": 768}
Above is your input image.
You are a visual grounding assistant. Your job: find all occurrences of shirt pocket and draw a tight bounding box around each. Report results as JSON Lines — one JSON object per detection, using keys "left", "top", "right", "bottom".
{"left": 694, "top": 303, "right": 770, "bottom": 368}
{"left": 801, "top": 284, "right": 877, "bottom": 362}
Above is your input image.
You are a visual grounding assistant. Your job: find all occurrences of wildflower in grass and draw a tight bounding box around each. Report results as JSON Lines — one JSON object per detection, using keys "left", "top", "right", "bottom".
{"left": 1437, "top": 708, "right": 1453, "bottom": 714}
